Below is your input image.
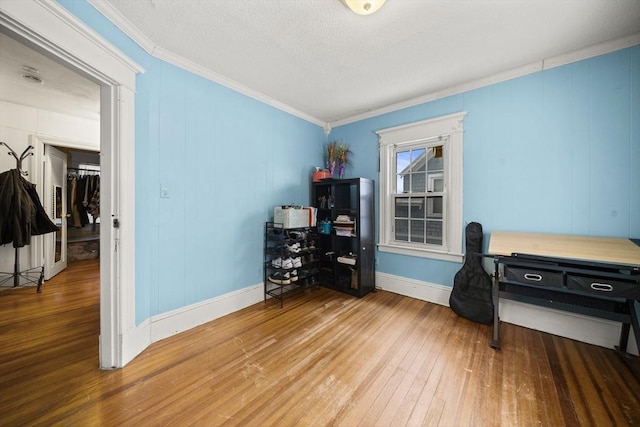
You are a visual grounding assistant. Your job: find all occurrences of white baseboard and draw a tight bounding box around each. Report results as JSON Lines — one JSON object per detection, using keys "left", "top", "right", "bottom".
{"left": 120, "top": 274, "right": 638, "bottom": 368}
{"left": 149, "top": 283, "right": 264, "bottom": 343}
{"left": 376, "top": 272, "right": 638, "bottom": 356}
{"left": 121, "top": 318, "right": 151, "bottom": 367}
{"left": 120, "top": 282, "right": 264, "bottom": 366}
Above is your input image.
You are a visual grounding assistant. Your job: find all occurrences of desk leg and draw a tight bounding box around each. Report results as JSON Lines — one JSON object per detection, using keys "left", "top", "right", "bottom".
{"left": 618, "top": 300, "right": 640, "bottom": 353}
{"left": 630, "top": 300, "right": 640, "bottom": 352}
{"left": 490, "top": 258, "right": 500, "bottom": 350}
{"left": 618, "top": 323, "right": 630, "bottom": 353}
{"left": 616, "top": 300, "right": 640, "bottom": 381}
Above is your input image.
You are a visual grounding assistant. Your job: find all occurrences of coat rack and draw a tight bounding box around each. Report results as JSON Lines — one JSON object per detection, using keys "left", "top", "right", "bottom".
{"left": 0, "top": 141, "right": 33, "bottom": 176}
{"left": 0, "top": 141, "right": 58, "bottom": 292}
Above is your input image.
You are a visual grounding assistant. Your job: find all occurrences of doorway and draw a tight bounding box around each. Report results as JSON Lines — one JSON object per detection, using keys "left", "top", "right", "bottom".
{"left": 44, "top": 145, "right": 101, "bottom": 281}
{"left": 1, "top": 1, "right": 143, "bottom": 368}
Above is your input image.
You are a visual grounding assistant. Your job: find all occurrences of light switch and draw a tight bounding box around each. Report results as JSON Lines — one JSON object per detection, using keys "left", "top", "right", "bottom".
{"left": 160, "top": 185, "right": 170, "bottom": 198}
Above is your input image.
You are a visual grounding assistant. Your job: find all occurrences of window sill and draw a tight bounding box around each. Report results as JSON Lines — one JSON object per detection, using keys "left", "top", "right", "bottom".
{"left": 378, "top": 243, "right": 464, "bottom": 263}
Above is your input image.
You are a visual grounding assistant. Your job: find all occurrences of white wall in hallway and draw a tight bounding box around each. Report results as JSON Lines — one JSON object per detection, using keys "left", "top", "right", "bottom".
{"left": 0, "top": 99, "right": 99, "bottom": 273}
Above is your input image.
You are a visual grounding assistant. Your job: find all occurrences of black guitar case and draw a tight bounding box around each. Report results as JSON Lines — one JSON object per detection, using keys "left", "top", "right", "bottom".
{"left": 449, "top": 222, "right": 494, "bottom": 324}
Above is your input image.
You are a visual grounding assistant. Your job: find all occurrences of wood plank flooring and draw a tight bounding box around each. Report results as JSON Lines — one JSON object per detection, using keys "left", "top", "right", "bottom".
{"left": 1, "top": 259, "right": 639, "bottom": 426}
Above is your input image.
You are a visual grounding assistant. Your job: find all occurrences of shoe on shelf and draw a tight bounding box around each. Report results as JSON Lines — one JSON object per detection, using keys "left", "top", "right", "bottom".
{"left": 271, "top": 244, "right": 286, "bottom": 253}
{"left": 292, "top": 257, "right": 303, "bottom": 268}
{"left": 285, "top": 243, "right": 301, "bottom": 254}
{"left": 271, "top": 257, "right": 293, "bottom": 269}
{"left": 286, "top": 230, "right": 306, "bottom": 240}
{"left": 269, "top": 271, "right": 291, "bottom": 285}
{"left": 290, "top": 269, "right": 298, "bottom": 282}
{"left": 269, "top": 227, "right": 285, "bottom": 240}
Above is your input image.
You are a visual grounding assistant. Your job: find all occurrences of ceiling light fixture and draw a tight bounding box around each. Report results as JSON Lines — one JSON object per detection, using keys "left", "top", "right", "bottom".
{"left": 341, "top": 0, "right": 386, "bottom": 15}
{"left": 22, "top": 74, "right": 44, "bottom": 84}
{"left": 21, "top": 65, "right": 44, "bottom": 84}
{"left": 22, "top": 65, "right": 39, "bottom": 74}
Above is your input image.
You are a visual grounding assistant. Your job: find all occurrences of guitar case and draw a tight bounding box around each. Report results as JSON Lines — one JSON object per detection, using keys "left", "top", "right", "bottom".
{"left": 449, "top": 222, "right": 494, "bottom": 324}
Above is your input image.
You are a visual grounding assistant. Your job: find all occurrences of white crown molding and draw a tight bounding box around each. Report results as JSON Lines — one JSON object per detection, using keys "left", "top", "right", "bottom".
{"left": 83, "top": 1, "right": 640, "bottom": 131}
{"left": 87, "top": 0, "right": 156, "bottom": 55}
{"left": 332, "top": 33, "right": 640, "bottom": 128}
{"left": 87, "top": 0, "right": 325, "bottom": 128}
{"left": 152, "top": 45, "right": 326, "bottom": 127}
{"left": 542, "top": 32, "right": 640, "bottom": 70}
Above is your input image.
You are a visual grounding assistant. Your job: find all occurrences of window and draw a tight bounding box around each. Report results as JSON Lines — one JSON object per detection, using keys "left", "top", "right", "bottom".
{"left": 377, "top": 112, "right": 465, "bottom": 262}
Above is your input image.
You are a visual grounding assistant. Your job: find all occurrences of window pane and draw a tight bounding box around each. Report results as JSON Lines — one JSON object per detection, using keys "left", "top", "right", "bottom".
{"left": 395, "top": 197, "right": 409, "bottom": 217}
{"left": 412, "top": 148, "right": 426, "bottom": 172}
{"left": 432, "top": 176, "right": 444, "bottom": 192}
{"left": 426, "top": 220, "right": 443, "bottom": 244}
{"left": 395, "top": 219, "right": 408, "bottom": 241}
{"left": 409, "top": 197, "right": 425, "bottom": 219}
{"left": 427, "top": 147, "right": 444, "bottom": 171}
{"left": 397, "top": 173, "right": 407, "bottom": 193}
{"left": 427, "top": 145, "right": 444, "bottom": 193}
{"left": 412, "top": 172, "right": 426, "bottom": 192}
{"left": 410, "top": 220, "right": 425, "bottom": 243}
{"left": 396, "top": 150, "right": 411, "bottom": 193}
{"left": 427, "top": 196, "right": 442, "bottom": 218}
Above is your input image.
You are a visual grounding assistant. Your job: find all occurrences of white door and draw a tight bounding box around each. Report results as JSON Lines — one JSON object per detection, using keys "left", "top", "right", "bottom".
{"left": 44, "top": 145, "right": 67, "bottom": 280}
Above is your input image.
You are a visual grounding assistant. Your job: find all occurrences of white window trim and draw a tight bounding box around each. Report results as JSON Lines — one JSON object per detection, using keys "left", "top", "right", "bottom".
{"left": 376, "top": 112, "right": 466, "bottom": 263}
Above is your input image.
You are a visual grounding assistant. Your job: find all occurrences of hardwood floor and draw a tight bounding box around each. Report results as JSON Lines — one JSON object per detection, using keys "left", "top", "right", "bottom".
{"left": 1, "top": 259, "right": 639, "bottom": 426}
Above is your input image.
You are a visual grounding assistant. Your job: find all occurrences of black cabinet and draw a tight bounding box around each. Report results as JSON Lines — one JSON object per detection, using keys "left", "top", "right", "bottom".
{"left": 312, "top": 178, "right": 375, "bottom": 297}
{"left": 264, "top": 222, "right": 320, "bottom": 307}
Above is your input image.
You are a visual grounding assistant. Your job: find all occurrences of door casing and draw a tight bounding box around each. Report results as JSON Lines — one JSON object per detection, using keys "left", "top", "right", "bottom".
{"left": 0, "top": 0, "right": 144, "bottom": 368}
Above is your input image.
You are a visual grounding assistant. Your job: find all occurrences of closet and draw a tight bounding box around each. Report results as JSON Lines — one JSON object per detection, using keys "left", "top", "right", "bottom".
{"left": 63, "top": 149, "right": 101, "bottom": 262}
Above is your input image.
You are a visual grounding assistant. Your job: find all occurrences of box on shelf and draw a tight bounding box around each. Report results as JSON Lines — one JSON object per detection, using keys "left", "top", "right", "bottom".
{"left": 337, "top": 254, "right": 357, "bottom": 265}
{"left": 274, "top": 206, "right": 313, "bottom": 229}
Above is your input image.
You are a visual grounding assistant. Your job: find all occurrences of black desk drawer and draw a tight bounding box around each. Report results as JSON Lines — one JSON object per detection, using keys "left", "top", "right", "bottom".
{"left": 505, "top": 266, "right": 563, "bottom": 287}
{"left": 566, "top": 274, "right": 640, "bottom": 299}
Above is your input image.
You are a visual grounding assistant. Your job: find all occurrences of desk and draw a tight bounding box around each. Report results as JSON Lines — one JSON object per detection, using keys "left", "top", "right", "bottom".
{"left": 487, "top": 232, "right": 640, "bottom": 376}
{"left": 489, "top": 232, "right": 640, "bottom": 266}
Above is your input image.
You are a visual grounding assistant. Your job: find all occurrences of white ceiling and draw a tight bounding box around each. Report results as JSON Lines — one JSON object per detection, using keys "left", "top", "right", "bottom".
{"left": 96, "top": 0, "right": 640, "bottom": 126}
{"left": 1, "top": 1, "right": 639, "bottom": 127}
{"left": 0, "top": 32, "right": 100, "bottom": 120}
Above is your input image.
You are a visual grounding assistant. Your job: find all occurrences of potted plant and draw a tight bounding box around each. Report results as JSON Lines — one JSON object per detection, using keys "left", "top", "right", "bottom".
{"left": 325, "top": 141, "right": 337, "bottom": 177}
{"left": 336, "top": 142, "right": 351, "bottom": 178}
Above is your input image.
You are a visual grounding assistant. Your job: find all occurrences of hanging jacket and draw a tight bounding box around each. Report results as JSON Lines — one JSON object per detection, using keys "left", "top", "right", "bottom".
{"left": 0, "top": 169, "right": 58, "bottom": 248}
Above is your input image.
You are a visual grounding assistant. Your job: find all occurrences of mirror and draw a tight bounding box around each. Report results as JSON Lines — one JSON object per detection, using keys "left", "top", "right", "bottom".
{"left": 54, "top": 185, "right": 62, "bottom": 262}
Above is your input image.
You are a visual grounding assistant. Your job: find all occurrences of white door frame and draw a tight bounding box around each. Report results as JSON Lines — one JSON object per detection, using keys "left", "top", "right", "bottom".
{"left": 0, "top": 0, "right": 144, "bottom": 368}
{"left": 30, "top": 136, "right": 100, "bottom": 282}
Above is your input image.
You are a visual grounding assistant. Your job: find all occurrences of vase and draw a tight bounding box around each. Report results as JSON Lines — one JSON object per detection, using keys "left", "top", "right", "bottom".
{"left": 328, "top": 161, "right": 336, "bottom": 177}
{"left": 338, "top": 164, "right": 345, "bottom": 178}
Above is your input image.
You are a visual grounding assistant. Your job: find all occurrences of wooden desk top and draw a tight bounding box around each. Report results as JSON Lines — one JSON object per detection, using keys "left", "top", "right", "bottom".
{"left": 488, "top": 231, "right": 640, "bottom": 267}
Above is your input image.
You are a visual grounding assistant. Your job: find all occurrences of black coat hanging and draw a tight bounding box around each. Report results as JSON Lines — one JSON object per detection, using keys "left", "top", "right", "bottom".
{"left": 0, "top": 168, "right": 59, "bottom": 247}
{"left": 0, "top": 142, "right": 58, "bottom": 291}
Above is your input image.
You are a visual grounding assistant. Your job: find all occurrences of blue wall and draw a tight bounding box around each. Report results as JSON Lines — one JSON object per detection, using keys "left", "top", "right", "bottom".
{"left": 59, "top": 1, "right": 639, "bottom": 322}
{"left": 330, "top": 46, "right": 640, "bottom": 286}
{"left": 58, "top": 1, "right": 327, "bottom": 323}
